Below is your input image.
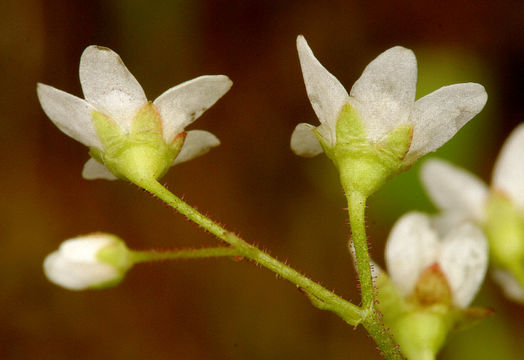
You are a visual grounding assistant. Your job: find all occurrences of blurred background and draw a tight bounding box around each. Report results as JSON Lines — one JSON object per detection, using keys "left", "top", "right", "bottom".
{"left": 1, "top": 0, "right": 523, "bottom": 359}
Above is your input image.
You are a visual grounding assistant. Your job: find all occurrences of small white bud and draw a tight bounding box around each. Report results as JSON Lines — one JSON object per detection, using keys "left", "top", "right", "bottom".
{"left": 43, "top": 233, "right": 132, "bottom": 291}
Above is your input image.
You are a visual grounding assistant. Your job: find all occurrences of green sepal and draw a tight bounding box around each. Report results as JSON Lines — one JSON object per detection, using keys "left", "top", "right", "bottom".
{"left": 96, "top": 236, "right": 133, "bottom": 272}
{"left": 91, "top": 235, "right": 133, "bottom": 290}
{"left": 392, "top": 307, "right": 453, "bottom": 360}
{"left": 375, "top": 271, "right": 452, "bottom": 359}
{"left": 170, "top": 131, "right": 187, "bottom": 153}
{"left": 313, "top": 127, "right": 336, "bottom": 160}
{"left": 91, "top": 110, "right": 125, "bottom": 150}
{"left": 377, "top": 124, "right": 413, "bottom": 162}
{"left": 88, "top": 104, "right": 186, "bottom": 183}
{"left": 334, "top": 103, "right": 366, "bottom": 144}
{"left": 485, "top": 192, "right": 524, "bottom": 268}
{"left": 90, "top": 276, "right": 126, "bottom": 290}
{"left": 130, "top": 102, "right": 163, "bottom": 142}
{"left": 332, "top": 104, "right": 413, "bottom": 196}
{"left": 375, "top": 270, "right": 409, "bottom": 324}
{"left": 451, "top": 306, "right": 494, "bottom": 332}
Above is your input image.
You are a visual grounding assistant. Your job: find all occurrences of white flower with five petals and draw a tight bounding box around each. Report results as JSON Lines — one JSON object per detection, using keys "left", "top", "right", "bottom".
{"left": 421, "top": 124, "right": 524, "bottom": 302}
{"left": 37, "top": 46, "right": 232, "bottom": 181}
{"left": 291, "top": 35, "right": 487, "bottom": 166}
{"left": 386, "top": 212, "right": 488, "bottom": 308}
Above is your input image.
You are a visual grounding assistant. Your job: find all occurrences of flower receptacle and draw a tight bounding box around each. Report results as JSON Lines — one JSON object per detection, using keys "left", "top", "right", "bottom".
{"left": 89, "top": 104, "right": 186, "bottom": 183}
{"left": 91, "top": 235, "right": 134, "bottom": 289}
{"left": 333, "top": 104, "right": 413, "bottom": 196}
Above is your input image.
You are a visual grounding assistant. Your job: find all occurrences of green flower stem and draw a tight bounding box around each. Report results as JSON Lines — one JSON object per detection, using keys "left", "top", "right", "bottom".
{"left": 347, "top": 191, "right": 403, "bottom": 360}
{"left": 347, "top": 191, "right": 374, "bottom": 311}
{"left": 136, "top": 178, "right": 363, "bottom": 326}
{"left": 130, "top": 246, "right": 241, "bottom": 264}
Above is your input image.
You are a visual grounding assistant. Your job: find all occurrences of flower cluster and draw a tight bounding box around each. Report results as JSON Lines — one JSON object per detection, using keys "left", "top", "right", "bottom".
{"left": 373, "top": 212, "right": 489, "bottom": 359}
{"left": 385, "top": 212, "right": 488, "bottom": 308}
{"left": 38, "top": 39, "right": 496, "bottom": 359}
{"left": 421, "top": 124, "right": 524, "bottom": 302}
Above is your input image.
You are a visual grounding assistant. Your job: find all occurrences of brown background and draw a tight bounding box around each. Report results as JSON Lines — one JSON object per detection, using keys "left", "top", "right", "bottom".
{"left": 1, "top": 0, "right": 524, "bottom": 359}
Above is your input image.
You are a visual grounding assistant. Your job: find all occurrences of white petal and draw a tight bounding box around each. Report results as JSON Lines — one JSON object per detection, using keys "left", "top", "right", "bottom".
{"left": 37, "top": 83, "right": 102, "bottom": 148}
{"left": 60, "top": 235, "right": 113, "bottom": 262}
{"left": 79, "top": 46, "right": 147, "bottom": 133}
{"left": 173, "top": 130, "right": 220, "bottom": 165}
{"left": 154, "top": 75, "right": 232, "bottom": 143}
{"left": 432, "top": 213, "right": 470, "bottom": 236}
{"left": 420, "top": 159, "right": 489, "bottom": 222}
{"left": 349, "top": 46, "right": 417, "bottom": 142}
{"left": 385, "top": 212, "right": 440, "bottom": 297}
{"left": 406, "top": 83, "right": 487, "bottom": 163}
{"left": 439, "top": 223, "right": 488, "bottom": 307}
{"left": 296, "top": 35, "right": 349, "bottom": 145}
{"left": 43, "top": 251, "right": 117, "bottom": 291}
{"left": 492, "top": 124, "right": 524, "bottom": 209}
{"left": 290, "top": 123, "right": 324, "bottom": 157}
{"left": 82, "top": 158, "right": 118, "bottom": 180}
{"left": 492, "top": 269, "right": 524, "bottom": 303}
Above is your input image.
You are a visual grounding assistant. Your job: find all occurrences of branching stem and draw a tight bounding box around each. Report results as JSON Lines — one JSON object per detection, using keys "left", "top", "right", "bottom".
{"left": 136, "top": 178, "right": 363, "bottom": 326}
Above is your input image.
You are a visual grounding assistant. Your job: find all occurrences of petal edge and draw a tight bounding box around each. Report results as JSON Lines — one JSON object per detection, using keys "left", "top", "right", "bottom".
{"left": 296, "top": 35, "right": 349, "bottom": 144}
{"left": 82, "top": 158, "right": 118, "bottom": 180}
{"left": 290, "top": 123, "right": 324, "bottom": 157}
{"left": 154, "top": 75, "right": 232, "bottom": 143}
{"left": 406, "top": 83, "right": 487, "bottom": 163}
{"left": 37, "top": 83, "right": 102, "bottom": 148}
{"left": 173, "top": 130, "right": 220, "bottom": 165}
{"left": 79, "top": 45, "right": 147, "bottom": 133}
{"left": 492, "top": 124, "right": 524, "bottom": 209}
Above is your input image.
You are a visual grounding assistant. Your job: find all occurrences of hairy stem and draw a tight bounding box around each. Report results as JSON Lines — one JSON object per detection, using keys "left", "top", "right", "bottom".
{"left": 347, "top": 191, "right": 374, "bottom": 311}
{"left": 136, "top": 178, "right": 363, "bottom": 326}
{"left": 130, "top": 246, "right": 241, "bottom": 263}
{"left": 347, "top": 191, "right": 403, "bottom": 360}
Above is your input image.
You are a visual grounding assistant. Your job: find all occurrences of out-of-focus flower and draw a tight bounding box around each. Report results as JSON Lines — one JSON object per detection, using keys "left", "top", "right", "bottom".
{"left": 37, "top": 46, "right": 232, "bottom": 182}
{"left": 385, "top": 212, "right": 488, "bottom": 308}
{"left": 421, "top": 124, "right": 524, "bottom": 302}
{"left": 44, "top": 233, "right": 132, "bottom": 291}
{"left": 374, "top": 212, "right": 489, "bottom": 360}
{"left": 291, "top": 35, "right": 487, "bottom": 196}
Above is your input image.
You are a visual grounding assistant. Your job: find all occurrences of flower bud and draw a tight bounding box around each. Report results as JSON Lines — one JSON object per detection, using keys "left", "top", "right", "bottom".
{"left": 43, "top": 233, "right": 133, "bottom": 291}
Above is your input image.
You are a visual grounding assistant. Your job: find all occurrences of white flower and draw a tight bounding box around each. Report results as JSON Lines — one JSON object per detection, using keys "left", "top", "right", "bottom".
{"left": 291, "top": 35, "right": 487, "bottom": 165}
{"left": 421, "top": 124, "right": 524, "bottom": 301}
{"left": 44, "top": 233, "right": 132, "bottom": 291}
{"left": 37, "top": 45, "right": 232, "bottom": 180}
{"left": 385, "top": 212, "right": 488, "bottom": 308}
